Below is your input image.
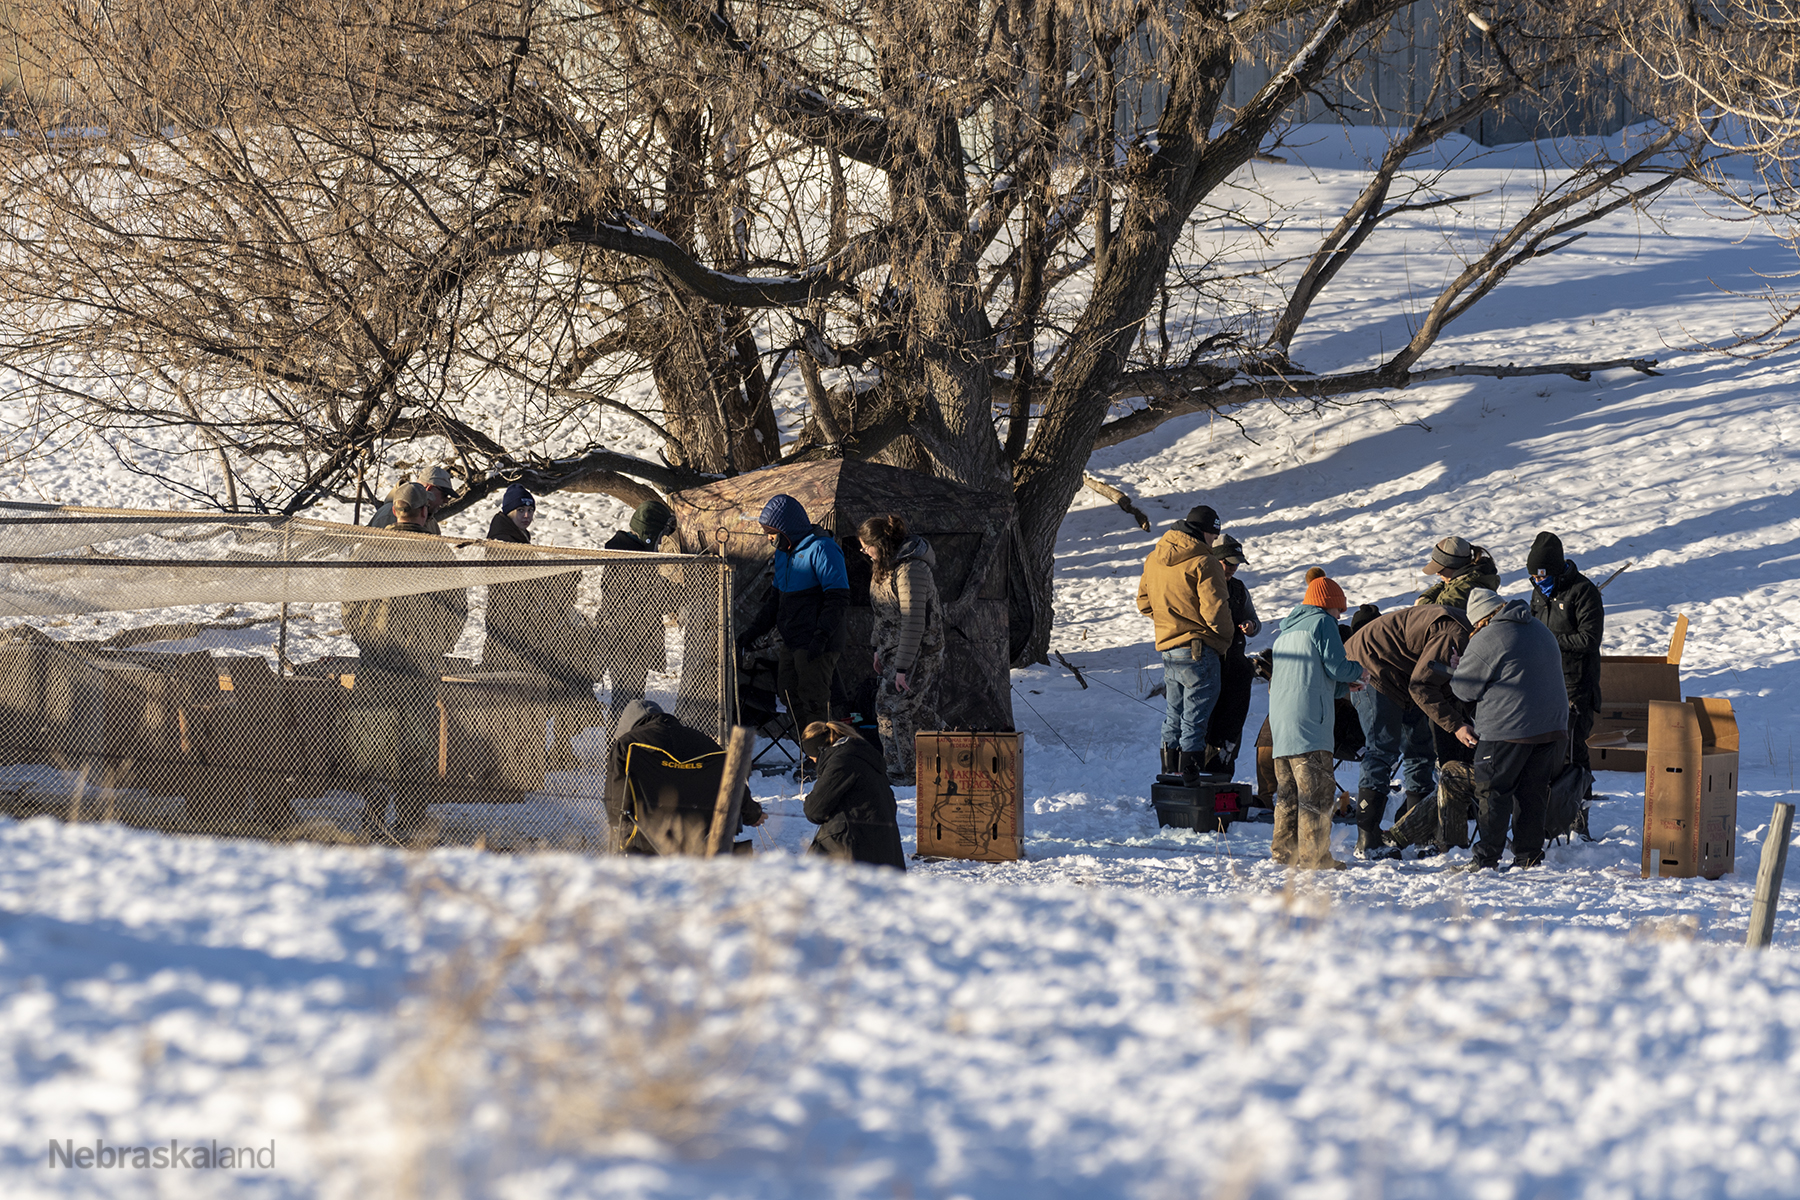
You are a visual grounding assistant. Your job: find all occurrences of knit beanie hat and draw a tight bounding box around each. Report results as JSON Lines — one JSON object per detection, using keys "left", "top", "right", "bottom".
{"left": 1181, "top": 505, "right": 1222, "bottom": 535}
{"left": 1426, "top": 535, "right": 1475, "bottom": 574}
{"left": 631, "top": 498, "right": 674, "bottom": 541}
{"left": 1526, "top": 531, "right": 1566, "bottom": 576}
{"left": 1465, "top": 587, "right": 1506, "bottom": 626}
{"left": 501, "top": 482, "right": 536, "bottom": 514}
{"left": 1303, "top": 575, "right": 1347, "bottom": 611}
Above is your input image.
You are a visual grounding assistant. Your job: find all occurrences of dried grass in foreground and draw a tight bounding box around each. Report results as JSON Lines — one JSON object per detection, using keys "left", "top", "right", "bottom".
{"left": 377, "top": 871, "right": 819, "bottom": 1198}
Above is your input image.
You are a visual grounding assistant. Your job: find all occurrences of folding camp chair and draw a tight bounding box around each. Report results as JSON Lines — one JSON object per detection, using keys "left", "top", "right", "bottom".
{"left": 737, "top": 646, "right": 804, "bottom": 777}
{"left": 619, "top": 741, "right": 727, "bottom": 856}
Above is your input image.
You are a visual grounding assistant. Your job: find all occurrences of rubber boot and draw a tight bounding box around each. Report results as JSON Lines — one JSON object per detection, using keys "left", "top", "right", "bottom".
{"left": 1386, "top": 788, "right": 1440, "bottom": 853}
{"left": 1160, "top": 745, "right": 1180, "bottom": 780}
{"left": 1270, "top": 796, "right": 1299, "bottom": 866}
{"left": 1178, "top": 749, "right": 1204, "bottom": 787}
{"left": 1402, "top": 790, "right": 1430, "bottom": 821}
{"left": 1437, "top": 762, "right": 1474, "bottom": 850}
{"left": 1355, "top": 787, "right": 1399, "bottom": 860}
{"left": 1298, "top": 807, "right": 1347, "bottom": 871}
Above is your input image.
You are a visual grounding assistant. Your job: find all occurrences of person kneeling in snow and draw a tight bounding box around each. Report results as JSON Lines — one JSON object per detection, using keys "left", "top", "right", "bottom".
{"left": 801, "top": 721, "right": 906, "bottom": 869}
{"left": 1266, "top": 574, "right": 1365, "bottom": 870}
{"left": 1449, "top": 589, "right": 1568, "bottom": 871}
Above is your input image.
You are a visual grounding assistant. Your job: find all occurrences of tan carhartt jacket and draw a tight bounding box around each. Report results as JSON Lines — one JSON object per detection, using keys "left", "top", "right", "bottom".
{"left": 1136, "top": 530, "right": 1233, "bottom": 655}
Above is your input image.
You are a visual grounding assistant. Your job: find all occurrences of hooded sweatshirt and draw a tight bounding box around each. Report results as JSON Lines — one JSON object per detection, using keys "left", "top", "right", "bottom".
{"left": 1267, "top": 604, "right": 1365, "bottom": 758}
{"left": 1450, "top": 599, "right": 1569, "bottom": 742}
{"left": 1136, "top": 527, "right": 1232, "bottom": 655}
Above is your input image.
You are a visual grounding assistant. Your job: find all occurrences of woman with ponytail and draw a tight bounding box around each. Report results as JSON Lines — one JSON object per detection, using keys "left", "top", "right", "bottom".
{"left": 800, "top": 720, "right": 906, "bottom": 868}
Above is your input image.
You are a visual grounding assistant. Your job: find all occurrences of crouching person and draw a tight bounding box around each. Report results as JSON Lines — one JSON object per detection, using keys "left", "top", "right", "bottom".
{"left": 1267, "top": 574, "right": 1364, "bottom": 870}
{"left": 1450, "top": 589, "right": 1568, "bottom": 871}
{"left": 603, "top": 700, "right": 765, "bottom": 855}
{"left": 801, "top": 721, "right": 906, "bottom": 869}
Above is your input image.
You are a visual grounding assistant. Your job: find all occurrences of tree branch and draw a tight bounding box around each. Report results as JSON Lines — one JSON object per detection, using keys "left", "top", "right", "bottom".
{"left": 1081, "top": 472, "right": 1151, "bottom": 531}
{"left": 1092, "top": 356, "right": 1661, "bottom": 451}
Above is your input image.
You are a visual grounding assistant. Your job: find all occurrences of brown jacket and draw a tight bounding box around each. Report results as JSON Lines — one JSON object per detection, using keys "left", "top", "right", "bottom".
{"left": 1137, "top": 530, "right": 1232, "bottom": 655}
{"left": 1344, "top": 605, "right": 1473, "bottom": 734}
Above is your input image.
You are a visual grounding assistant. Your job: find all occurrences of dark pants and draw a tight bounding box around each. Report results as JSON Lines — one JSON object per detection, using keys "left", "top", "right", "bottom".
{"left": 1433, "top": 721, "right": 1475, "bottom": 767}
{"left": 1472, "top": 736, "right": 1566, "bottom": 867}
{"left": 1205, "top": 653, "right": 1255, "bottom": 768}
{"left": 777, "top": 642, "right": 839, "bottom": 735}
{"left": 1352, "top": 685, "right": 1436, "bottom": 833}
{"left": 1567, "top": 702, "right": 1595, "bottom": 773}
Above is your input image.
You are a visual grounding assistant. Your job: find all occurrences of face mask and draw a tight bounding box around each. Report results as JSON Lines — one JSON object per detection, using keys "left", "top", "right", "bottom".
{"left": 1532, "top": 572, "right": 1556, "bottom": 597}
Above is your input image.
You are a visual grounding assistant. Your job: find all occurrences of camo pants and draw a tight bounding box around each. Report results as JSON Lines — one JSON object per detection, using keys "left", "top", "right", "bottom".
{"left": 876, "top": 645, "right": 943, "bottom": 781}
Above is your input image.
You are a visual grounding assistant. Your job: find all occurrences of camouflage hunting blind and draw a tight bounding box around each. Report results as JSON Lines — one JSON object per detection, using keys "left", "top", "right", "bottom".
{"left": 0, "top": 502, "right": 735, "bottom": 850}
{"left": 670, "top": 460, "right": 1019, "bottom": 734}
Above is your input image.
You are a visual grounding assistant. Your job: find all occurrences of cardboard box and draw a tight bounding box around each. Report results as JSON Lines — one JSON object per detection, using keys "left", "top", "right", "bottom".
{"left": 915, "top": 731, "right": 1023, "bottom": 862}
{"left": 1642, "top": 696, "right": 1737, "bottom": 880}
{"left": 1589, "top": 614, "right": 1687, "bottom": 773}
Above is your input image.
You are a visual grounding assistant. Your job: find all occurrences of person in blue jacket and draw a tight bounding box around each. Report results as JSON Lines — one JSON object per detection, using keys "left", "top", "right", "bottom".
{"left": 736, "top": 494, "right": 851, "bottom": 735}
{"left": 1266, "top": 573, "right": 1365, "bottom": 870}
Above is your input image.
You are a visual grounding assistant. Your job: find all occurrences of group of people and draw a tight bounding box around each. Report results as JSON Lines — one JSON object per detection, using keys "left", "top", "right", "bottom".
{"left": 346, "top": 471, "right": 912, "bottom": 867}
{"left": 1142, "top": 510, "right": 1605, "bottom": 873}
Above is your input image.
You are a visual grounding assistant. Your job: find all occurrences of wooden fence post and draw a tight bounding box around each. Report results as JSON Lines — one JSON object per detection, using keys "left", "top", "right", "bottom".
{"left": 705, "top": 726, "right": 756, "bottom": 857}
{"left": 1746, "top": 803, "right": 1794, "bottom": 949}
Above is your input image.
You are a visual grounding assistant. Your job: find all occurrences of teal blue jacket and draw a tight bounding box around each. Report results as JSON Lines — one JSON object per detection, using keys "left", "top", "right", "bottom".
{"left": 1268, "top": 604, "right": 1363, "bottom": 758}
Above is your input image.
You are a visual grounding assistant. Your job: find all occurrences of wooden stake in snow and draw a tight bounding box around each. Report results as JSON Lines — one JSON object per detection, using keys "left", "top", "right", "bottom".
{"left": 1746, "top": 803, "right": 1794, "bottom": 949}
{"left": 706, "top": 726, "right": 756, "bottom": 857}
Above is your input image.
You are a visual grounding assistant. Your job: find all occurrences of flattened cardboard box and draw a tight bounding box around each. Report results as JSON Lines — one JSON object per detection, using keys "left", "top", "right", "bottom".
{"left": 1642, "top": 696, "right": 1738, "bottom": 880}
{"left": 916, "top": 731, "right": 1023, "bottom": 862}
{"left": 1589, "top": 614, "right": 1687, "bottom": 774}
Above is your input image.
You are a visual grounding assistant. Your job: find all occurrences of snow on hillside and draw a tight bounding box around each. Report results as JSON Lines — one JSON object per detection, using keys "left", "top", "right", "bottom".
{"left": 3, "top": 128, "right": 1800, "bottom": 1197}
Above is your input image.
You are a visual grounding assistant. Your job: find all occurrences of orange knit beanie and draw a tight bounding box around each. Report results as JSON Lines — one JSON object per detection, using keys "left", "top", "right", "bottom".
{"left": 1303, "top": 575, "right": 1347, "bottom": 610}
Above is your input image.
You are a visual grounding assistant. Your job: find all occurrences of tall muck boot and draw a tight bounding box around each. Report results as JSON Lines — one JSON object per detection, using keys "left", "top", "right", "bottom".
{"left": 1355, "top": 787, "right": 1399, "bottom": 860}
{"left": 1270, "top": 796, "right": 1299, "bottom": 866}
{"left": 1160, "top": 745, "right": 1180, "bottom": 781}
{"left": 1386, "top": 790, "right": 1440, "bottom": 855}
{"left": 1179, "top": 749, "right": 1204, "bottom": 787}
{"left": 1437, "top": 762, "right": 1475, "bottom": 850}
{"left": 1299, "top": 807, "right": 1348, "bottom": 871}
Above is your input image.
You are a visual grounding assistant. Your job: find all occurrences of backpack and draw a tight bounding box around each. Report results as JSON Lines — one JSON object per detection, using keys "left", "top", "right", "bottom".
{"left": 1544, "top": 761, "right": 1593, "bottom": 844}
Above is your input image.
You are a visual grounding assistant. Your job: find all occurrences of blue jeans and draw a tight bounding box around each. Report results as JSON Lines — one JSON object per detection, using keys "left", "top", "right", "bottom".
{"left": 1161, "top": 645, "right": 1222, "bottom": 753}
{"left": 1351, "top": 685, "right": 1436, "bottom": 826}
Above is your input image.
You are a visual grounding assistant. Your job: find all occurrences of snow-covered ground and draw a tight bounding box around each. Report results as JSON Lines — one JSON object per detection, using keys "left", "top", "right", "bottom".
{"left": 3, "top": 127, "right": 1800, "bottom": 1197}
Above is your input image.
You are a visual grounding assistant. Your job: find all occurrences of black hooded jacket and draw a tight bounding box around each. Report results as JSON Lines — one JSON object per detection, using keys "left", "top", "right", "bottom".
{"left": 804, "top": 736, "right": 905, "bottom": 869}
{"left": 1525, "top": 531, "right": 1604, "bottom": 706}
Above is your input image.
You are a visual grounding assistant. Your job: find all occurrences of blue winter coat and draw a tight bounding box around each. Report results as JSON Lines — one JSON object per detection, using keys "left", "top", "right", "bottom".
{"left": 1268, "top": 604, "right": 1363, "bottom": 758}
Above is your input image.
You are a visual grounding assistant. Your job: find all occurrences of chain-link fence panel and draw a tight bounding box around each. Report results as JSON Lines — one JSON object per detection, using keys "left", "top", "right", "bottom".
{"left": 0, "top": 503, "right": 734, "bottom": 851}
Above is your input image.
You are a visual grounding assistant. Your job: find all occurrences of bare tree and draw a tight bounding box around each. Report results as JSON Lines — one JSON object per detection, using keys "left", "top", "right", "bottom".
{"left": 0, "top": 0, "right": 1706, "bottom": 664}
